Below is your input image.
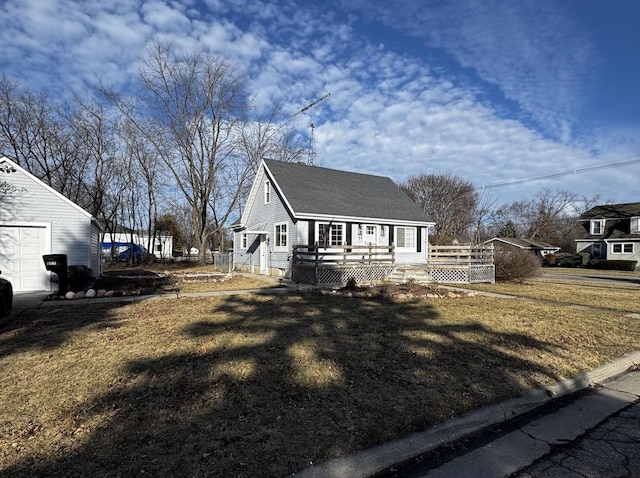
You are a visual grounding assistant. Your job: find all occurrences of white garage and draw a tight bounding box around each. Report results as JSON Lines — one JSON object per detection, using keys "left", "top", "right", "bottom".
{"left": 0, "top": 156, "right": 102, "bottom": 292}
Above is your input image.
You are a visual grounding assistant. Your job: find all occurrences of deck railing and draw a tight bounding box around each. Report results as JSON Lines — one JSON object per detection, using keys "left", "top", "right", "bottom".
{"left": 428, "top": 244, "right": 494, "bottom": 284}
{"left": 292, "top": 244, "right": 396, "bottom": 285}
{"left": 428, "top": 244, "right": 494, "bottom": 265}
{"left": 292, "top": 244, "right": 395, "bottom": 266}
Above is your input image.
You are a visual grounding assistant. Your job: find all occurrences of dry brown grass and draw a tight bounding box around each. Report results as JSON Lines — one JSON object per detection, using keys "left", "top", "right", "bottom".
{"left": 468, "top": 280, "right": 640, "bottom": 313}
{"left": 1, "top": 285, "right": 639, "bottom": 477}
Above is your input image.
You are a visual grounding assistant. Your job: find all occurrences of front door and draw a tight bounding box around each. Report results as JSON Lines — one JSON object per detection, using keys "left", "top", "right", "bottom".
{"left": 260, "top": 235, "right": 269, "bottom": 275}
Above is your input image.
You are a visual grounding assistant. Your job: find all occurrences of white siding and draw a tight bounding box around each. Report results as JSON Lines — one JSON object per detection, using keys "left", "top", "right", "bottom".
{"left": 235, "top": 167, "right": 294, "bottom": 275}
{"left": 0, "top": 159, "right": 96, "bottom": 289}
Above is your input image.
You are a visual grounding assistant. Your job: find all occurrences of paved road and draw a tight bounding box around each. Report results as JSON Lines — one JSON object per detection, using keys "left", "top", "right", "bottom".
{"left": 511, "top": 398, "right": 640, "bottom": 478}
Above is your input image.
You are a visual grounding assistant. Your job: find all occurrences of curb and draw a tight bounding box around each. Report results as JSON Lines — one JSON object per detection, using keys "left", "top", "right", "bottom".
{"left": 293, "top": 350, "right": 640, "bottom": 478}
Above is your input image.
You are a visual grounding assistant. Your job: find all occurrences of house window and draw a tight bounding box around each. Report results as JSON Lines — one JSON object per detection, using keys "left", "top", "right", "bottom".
{"left": 631, "top": 217, "right": 640, "bottom": 234}
{"left": 365, "top": 225, "right": 377, "bottom": 244}
{"left": 395, "top": 227, "right": 416, "bottom": 250}
{"left": 274, "top": 223, "right": 287, "bottom": 250}
{"left": 240, "top": 233, "right": 248, "bottom": 249}
{"left": 592, "top": 242, "right": 603, "bottom": 258}
{"left": 612, "top": 243, "right": 633, "bottom": 254}
{"left": 264, "top": 180, "right": 271, "bottom": 204}
{"left": 318, "top": 223, "right": 343, "bottom": 247}
{"left": 156, "top": 245, "right": 162, "bottom": 252}
{"left": 590, "top": 219, "right": 604, "bottom": 235}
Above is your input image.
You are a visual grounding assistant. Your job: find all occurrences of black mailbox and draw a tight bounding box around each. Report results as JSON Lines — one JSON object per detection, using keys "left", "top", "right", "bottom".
{"left": 43, "top": 254, "right": 68, "bottom": 295}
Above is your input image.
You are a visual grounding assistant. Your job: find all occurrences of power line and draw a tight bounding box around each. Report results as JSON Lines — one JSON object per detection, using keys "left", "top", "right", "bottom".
{"left": 478, "top": 158, "right": 640, "bottom": 190}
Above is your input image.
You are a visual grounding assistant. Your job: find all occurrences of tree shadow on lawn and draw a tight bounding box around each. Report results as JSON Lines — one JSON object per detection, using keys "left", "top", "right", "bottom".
{"left": 1, "top": 292, "right": 565, "bottom": 478}
{"left": 0, "top": 302, "right": 127, "bottom": 359}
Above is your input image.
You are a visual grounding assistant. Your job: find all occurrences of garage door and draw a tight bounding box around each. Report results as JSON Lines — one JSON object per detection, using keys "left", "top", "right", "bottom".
{"left": 0, "top": 225, "right": 49, "bottom": 291}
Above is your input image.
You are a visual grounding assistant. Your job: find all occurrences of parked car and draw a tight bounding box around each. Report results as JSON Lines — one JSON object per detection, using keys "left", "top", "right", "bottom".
{"left": 0, "top": 271, "right": 13, "bottom": 316}
{"left": 117, "top": 244, "right": 150, "bottom": 262}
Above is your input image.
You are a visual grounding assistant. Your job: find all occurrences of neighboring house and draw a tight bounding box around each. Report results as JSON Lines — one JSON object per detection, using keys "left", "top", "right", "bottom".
{"left": 0, "top": 156, "right": 102, "bottom": 292}
{"left": 575, "top": 202, "right": 640, "bottom": 265}
{"left": 102, "top": 225, "right": 173, "bottom": 260}
{"left": 484, "top": 237, "right": 561, "bottom": 261}
{"left": 232, "top": 159, "right": 435, "bottom": 282}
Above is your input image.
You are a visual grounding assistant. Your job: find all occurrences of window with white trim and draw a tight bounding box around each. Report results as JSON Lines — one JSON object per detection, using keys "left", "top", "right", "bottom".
{"left": 317, "top": 223, "right": 344, "bottom": 247}
{"left": 631, "top": 217, "right": 640, "bottom": 234}
{"left": 590, "top": 219, "right": 604, "bottom": 235}
{"left": 274, "top": 223, "right": 287, "bottom": 250}
{"left": 240, "top": 233, "right": 248, "bottom": 249}
{"left": 612, "top": 243, "right": 633, "bottom": 254}
{"left": 395, "top": 226, "right": 416, "bottom": 250}
{"left": 264, "top": 180, "right": 271, "bottom": 204}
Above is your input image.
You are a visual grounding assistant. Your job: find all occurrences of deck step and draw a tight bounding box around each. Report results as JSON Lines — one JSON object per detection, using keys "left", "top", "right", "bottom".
{"left": 387, "top": 266, "right": 431, "bottom": 284}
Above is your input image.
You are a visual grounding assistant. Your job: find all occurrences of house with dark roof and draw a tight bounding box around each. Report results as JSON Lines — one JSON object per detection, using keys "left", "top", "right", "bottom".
{"left": 232, "top": 159, "right": 435, "bottom": 283}
{"left": 575, "top": 202, "right": 640, "bottom": 264}
{"left": 483, "top": 237, "right": 560, "bottom": 261}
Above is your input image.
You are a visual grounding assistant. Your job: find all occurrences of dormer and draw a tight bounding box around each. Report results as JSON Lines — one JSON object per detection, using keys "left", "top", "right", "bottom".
{"left": 631, "top": 217, "right": 640, "bottom": 234}
{"left": 590, "top": 219, "right": 605, "bottom": 235}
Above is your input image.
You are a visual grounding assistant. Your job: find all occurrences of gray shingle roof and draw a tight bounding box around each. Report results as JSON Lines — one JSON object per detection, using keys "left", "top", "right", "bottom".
{"left": 577, "top": 202, "right": 640, "bottom": 240}
{"left": 579, "top": 202, "right": 640, "bottom": 220}
{"left": 263, "top": 159, "right": 432, "bottom": 223}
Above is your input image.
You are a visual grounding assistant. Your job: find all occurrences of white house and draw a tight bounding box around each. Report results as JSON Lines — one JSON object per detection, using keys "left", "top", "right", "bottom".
{"left": 232, "top": 159, "right": 435, "bottom": 285}
{"left": 0, "top": 156, "right": 102, "bottom": 291}
{"left": 102, "top": 226, "right": 173, "bottom": 261}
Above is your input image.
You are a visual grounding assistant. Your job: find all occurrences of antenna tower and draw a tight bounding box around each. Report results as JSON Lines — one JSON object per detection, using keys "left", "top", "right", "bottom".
{"left": 293, "top": 92, "right": 331, "bottom": 165}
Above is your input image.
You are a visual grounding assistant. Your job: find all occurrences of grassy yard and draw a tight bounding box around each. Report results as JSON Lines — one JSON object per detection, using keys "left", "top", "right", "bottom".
{"left": 1, "top": 279, "right": 639, "bottom": 477}
{"left": 468, "top": 276, "right": 640, "bottom": 314}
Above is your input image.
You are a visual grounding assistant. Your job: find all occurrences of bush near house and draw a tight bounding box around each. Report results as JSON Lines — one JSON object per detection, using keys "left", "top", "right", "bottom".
{"left": 67, "top": 265, "right": 95, "bottom": 291}
{"left": 588, "top": 259, "right": 637, "bottom": 271}
{"left": 494, "top": 247, "right": 541, "bottom": 283}
{"left": 551, "top": 252, "right": 589, "bottom": 268}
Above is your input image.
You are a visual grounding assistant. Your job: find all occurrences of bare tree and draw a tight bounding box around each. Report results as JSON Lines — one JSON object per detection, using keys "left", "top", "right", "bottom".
{"left": 470, "top": 190, "right": 498, "bottom": 243}
{"left": 491, "top": 189, "right": 602, "bottom": 251}
{"left": 400, "top": 173, "right": 478, "bottom": 243}
{"left": 0, "top": 76, "right": 88, "bottom": 197}
{"left": 102, "top": 41, "right": 259, "bottom": 264}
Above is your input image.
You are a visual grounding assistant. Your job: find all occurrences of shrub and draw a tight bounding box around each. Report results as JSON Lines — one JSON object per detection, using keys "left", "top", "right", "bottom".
{"left": 554, "top": 252, "right": 584, "bottom": 268}
{"left": 542, "top": 253, "right": 557, "bottom": 267}
{"left": 588, "top": 260, "right": 637, "bottom": 271}
{"left": 494, "top": 248, "right": 541, "bottom": 283}
{"left": 67, "top": 265, "right": 95, "bottom": 291}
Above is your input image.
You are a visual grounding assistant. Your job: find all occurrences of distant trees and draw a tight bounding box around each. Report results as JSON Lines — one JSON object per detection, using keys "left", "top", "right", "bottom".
{"left": 400, "top": 173, "right": 479, "bottom": 243}
{"left": 399, "top": 169, "right": 600, "bottom": 253}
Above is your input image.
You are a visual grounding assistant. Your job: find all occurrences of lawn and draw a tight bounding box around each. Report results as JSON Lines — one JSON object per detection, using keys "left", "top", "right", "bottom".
{"left": 468, "top": 277, "right": 640, "bottom": 314}
{"left": 1, "top": 281, "right": 639, "bottom": 477}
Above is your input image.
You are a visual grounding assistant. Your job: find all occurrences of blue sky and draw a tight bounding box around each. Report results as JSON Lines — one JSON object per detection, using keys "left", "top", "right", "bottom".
{"left": 1, "top": 0, "right": 639, "bottom": 207}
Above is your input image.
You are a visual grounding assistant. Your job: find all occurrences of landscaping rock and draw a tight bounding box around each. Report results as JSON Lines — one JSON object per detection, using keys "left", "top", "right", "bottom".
{"left": 74, "top": 291, "right": 86, "bottom": 299}
{"left": 64, "top": 291, "right": 76, "bottom": 300}
{"left": 85, "top": 289, "right": 96, "bottom": 298}
{"left": 97, "top": 289, "right": 106, "bottom": 298}
{"left": 104, "top": 290, "right": 114, "bottom": 297}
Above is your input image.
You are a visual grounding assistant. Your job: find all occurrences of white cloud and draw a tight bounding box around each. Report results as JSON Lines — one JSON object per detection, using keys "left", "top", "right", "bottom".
{"left": 0, "top": 0, "right": 636, "bottom": 207}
